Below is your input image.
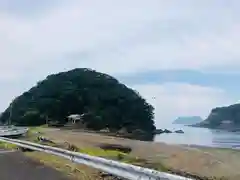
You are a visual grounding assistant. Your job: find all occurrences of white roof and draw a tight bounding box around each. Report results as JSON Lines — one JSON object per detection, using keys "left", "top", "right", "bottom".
{"left": 67, "top": 114, "right": 81, "bottom": 119}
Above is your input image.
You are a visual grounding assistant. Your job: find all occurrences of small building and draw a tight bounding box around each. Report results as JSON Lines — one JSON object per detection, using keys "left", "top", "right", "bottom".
{"left": 67, "top": 114, "right": 84, "bottom": 124}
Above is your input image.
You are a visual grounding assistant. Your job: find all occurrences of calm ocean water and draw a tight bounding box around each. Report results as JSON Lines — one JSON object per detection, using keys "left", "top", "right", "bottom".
{"left": 154, "top": 124, "right": 240, "bottom": 149}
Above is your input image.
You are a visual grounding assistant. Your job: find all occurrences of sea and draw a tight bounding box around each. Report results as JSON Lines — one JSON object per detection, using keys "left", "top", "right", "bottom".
{"left": 154, "top": 124, "right": 240, "bottom": 149}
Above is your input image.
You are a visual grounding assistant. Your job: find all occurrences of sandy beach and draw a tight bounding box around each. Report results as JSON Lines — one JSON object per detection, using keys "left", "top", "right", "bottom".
{"left": 34, "top": 128, "right": 240, "bottom": 180}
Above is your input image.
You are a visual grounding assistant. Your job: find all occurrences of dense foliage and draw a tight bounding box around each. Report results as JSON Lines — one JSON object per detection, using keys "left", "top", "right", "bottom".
{"left": 0, "top": 68, "right": 156, "bottom": 138}
{"left": 196, "top": 103, "right": 240, "bottom": 130}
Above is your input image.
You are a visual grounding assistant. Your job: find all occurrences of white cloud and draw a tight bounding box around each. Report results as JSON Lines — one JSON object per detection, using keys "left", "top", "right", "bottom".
{"left": 132, "top": 83, "right": 233, "bottom": 127}
{"left": 0, "top": 0, "right": 238, "bottom": 116}
{"left": 0, "top": 0, "right": 240, "bottom": 78}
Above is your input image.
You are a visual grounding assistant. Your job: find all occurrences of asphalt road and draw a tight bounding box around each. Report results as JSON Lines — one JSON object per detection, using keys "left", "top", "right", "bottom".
{"left": 0, "top": 150, "right": 71, "bottom": 180}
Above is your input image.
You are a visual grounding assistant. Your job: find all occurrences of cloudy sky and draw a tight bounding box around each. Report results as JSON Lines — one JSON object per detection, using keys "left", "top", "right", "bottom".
{"left": 0, "top": 0, "right": 239, "bottom": 127}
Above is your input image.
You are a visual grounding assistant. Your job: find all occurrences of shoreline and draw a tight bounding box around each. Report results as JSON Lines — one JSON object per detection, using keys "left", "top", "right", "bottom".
{"left": 181, "top": 143, "right": 240, "bottom": 151}
{"left": 188, "top": 124, "right": 240, "bottom": 132}
{"left": 155, "top": 139, "right": 240, "bottom": 151}
{"left": 154, "top": 138, "right": 240, "bottom": 150}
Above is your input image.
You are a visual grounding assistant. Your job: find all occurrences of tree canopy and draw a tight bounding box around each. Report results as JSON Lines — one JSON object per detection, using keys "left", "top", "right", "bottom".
{"left": 0, "top": 68, "right": 156, "bottom": 138}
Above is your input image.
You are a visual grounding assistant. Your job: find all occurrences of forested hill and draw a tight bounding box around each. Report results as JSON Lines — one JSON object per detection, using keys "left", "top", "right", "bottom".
{"left": 0, "top": 68, "right": 156, "bottom": 138}
{"left": 194, "top": 103, "right": 240, "bottom": 131}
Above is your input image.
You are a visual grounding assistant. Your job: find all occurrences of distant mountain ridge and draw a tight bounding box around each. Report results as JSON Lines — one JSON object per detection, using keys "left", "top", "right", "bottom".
{"left": 173, "top": 116, "right": 203, "bottom": 125}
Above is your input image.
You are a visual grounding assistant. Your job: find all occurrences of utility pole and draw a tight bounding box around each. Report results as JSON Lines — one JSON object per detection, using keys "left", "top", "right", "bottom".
{"left": 46, "top": 115, "right": 49, "bottom": 126}
{"left": 8, "top": 102, "right": 13, "bottom": 126}
{"left": 8, "top": 97, "right": 17, "bottom": 126}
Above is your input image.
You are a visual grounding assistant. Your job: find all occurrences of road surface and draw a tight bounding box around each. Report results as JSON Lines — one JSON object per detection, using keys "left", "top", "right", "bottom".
{"left": 0, "top": 150, "right": 71, "bottom": 180}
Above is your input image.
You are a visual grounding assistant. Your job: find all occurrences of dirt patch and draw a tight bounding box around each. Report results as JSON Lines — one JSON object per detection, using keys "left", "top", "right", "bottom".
{"left": 97, "top": 143, "right": 132, "bottom": 154}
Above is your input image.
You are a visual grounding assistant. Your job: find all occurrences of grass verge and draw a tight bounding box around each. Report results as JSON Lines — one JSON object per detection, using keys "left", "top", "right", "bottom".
{"left": 0, "top": 141, "right": 18, "bottom": 150}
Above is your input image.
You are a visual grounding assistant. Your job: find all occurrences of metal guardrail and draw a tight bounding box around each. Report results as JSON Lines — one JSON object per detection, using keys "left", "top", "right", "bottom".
{"left": 0, "top": 137, "right": 193, "bottom": 180}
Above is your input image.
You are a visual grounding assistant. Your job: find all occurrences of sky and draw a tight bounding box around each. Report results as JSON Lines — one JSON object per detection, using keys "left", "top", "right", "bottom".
{"left": 0, "top": 0, "right": 239, "bottom": 127}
